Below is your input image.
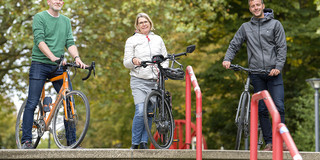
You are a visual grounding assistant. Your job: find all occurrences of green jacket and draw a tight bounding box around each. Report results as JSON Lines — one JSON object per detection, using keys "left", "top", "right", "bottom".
{"left": 32, "top": 11, "right": 75, "bottom": 65}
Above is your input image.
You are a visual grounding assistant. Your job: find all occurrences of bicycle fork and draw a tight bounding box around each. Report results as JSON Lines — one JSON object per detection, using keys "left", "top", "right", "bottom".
{"left": 62, "top": 92, "right": 76, "bottom": 122}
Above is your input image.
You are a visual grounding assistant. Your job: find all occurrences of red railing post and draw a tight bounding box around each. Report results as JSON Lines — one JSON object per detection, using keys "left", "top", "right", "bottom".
{"left": 250, "top": 90, "right": 282, "bottom": 160}
{"left": 186, "top": 66, "right": 202, "bottom": 160}
{"left": 185, "top": 69, "right": 192, "bottom": 149}
{"left": 250, "top": 91, "right": 261, "bottom": 160}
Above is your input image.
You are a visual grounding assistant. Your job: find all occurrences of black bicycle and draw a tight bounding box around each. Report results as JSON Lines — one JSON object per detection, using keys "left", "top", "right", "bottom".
{"left": 230, "top": 64, "right": 269, "bottom": 150}
{"left": 140, "top": 45, "right": 196, "bottom": 149}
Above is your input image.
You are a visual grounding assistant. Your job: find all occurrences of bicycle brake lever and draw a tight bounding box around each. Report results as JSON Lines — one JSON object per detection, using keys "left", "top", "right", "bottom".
{"left": 92, "top": 61, "right": 95, "bottom": 77}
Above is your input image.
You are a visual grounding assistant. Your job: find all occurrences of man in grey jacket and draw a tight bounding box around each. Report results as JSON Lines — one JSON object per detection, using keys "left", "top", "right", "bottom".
{"left": 222, "top": 0, "right": 287, "bottom": 151}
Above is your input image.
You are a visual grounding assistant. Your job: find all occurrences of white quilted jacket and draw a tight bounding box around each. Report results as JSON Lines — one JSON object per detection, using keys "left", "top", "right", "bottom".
{"left": 123, "top": 32, "right": 169, "bottom": 80}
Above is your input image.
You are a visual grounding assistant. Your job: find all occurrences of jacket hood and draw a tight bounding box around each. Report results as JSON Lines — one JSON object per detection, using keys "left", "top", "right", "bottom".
{"left": 251, "top": 8, "right": 274, "bottom": 23}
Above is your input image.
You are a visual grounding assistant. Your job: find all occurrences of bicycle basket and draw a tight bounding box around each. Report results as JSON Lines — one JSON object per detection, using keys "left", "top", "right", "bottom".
{"left": 163, "top": 68, "right": 185, "bottom": 80}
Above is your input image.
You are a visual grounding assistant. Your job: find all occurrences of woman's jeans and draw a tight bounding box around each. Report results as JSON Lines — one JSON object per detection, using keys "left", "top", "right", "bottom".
{"left": 21, "top": 61, "right": 75, "bottom": 145}
{"left": 250, "top": 73, "right": 285, "bottom": 145}
{"left": 132, "top": 103, "right": 153, "bottom": 145}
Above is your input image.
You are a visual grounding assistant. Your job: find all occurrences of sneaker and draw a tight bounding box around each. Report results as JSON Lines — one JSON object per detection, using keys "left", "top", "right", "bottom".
{"left": 22, "top": 141, "right": 33, "bottom": 149}
{"left": 283, "top": 143, "right": 289, "bottom": 151}
{"left": 263, "top": 143, "right": 272, "bottom": 151}
{"left": 130, "top": 144, "right": 139, "bottom": 149}
{"left": 139, "top": 143, "right": 149, "bottom": 149}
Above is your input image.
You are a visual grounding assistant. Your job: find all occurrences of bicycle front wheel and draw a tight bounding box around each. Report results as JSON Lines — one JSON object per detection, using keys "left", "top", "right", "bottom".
{"left": 235, "top": 92, "right": 249, "bottom": 150}
{"left": 52, "top": 90, "right": 90, "bottom": 149}
{"left": 15, "top": 99, "right": 43, "bottom": 149}
{"left": 144, "top": 91, "right": 174, "bottom": 149}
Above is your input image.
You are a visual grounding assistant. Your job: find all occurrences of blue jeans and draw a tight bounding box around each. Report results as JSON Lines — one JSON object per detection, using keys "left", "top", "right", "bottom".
{"left": 132, "top": 103, "right": 153, "bottom": 145}
{"left": 21, "top": 61, "right": 75, "bottom": 145}
{"left": 250, "top": 73, "right": 285, "bottom": 145}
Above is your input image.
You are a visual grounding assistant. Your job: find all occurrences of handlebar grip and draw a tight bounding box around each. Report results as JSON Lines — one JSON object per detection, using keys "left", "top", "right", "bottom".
{"left": 139, "top": 61, "right": 149, "bottom": 68}
{"left": 229, "top": 64, "right": 241, "bottom": 71}
{"left": 173, "top": 52, "right": 187, "bottom": 57}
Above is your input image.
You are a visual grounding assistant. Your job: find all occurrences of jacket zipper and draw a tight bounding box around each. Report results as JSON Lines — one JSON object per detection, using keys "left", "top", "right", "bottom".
{"left": 258, "top": 20, "right": 266, "bottom": 70}
{"left": 147, "top": 36, "right": 156, "bottom": 79}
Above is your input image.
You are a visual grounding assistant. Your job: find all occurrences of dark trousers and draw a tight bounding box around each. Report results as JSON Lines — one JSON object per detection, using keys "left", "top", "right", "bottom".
{"left": 250, "top": 73, "right": 285, "bottom": 145}
{"left": 21, "top": 61, "right": 75, "bottom": 145}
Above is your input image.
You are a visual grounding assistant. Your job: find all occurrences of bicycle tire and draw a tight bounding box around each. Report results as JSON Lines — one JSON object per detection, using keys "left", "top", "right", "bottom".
{"left": 52, "top": 90, "right": 90, "bottom": 148}
{"left": 144, "top": 90, "right": 174, "bottom": 149}
{"left": 235, "top": 92, "right": 249, "bottom": 150}
{"left": 258, "top": 124, "right": 264, "bottom": 150}
{"left": 15, "top": 99, "right": 43, "bottom": 149}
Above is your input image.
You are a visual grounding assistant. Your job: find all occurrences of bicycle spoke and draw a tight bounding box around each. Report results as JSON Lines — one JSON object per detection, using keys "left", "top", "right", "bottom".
{"left": 52, "top": 91, "right": 90, "bottom": 148}
{"left": 144, "top": 91, "right": 174, "bottom": 149}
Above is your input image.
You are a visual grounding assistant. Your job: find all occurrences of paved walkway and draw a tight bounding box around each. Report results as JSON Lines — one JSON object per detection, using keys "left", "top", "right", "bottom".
{"left": 0, "top": 149, "right": 319, "bottom": 160}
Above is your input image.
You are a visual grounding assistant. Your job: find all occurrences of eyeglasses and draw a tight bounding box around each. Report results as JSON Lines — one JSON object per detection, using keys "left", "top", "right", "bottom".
{"left": 138, "top": 21, "right": 149, "bottom": 25}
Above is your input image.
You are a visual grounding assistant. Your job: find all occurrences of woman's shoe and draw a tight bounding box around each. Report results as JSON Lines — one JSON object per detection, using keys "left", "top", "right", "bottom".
{"left": 130, "top": 144, "right": 139, "bottom": 149}
{"left": 139, "top": 143, "right": 148, "bottom": 149}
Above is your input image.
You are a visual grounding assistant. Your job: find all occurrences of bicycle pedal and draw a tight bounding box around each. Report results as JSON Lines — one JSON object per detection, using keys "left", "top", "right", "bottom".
{"left": 173, "top": 139, "right": 179, "bottom": 142}
{"left": 147, "top": 113, "right": 154, "bottom": 117}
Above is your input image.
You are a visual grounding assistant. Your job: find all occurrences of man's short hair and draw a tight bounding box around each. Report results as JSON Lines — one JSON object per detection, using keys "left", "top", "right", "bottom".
{"left": 248, "top": 0, "right": 264, "bottom": 5}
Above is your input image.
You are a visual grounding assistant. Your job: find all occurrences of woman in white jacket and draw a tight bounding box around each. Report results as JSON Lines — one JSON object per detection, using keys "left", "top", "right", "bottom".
{"left": 123, "top": 13, "right": 169, "bottom": 149}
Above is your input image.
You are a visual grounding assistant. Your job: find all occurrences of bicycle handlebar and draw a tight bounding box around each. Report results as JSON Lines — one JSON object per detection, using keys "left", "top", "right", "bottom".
{"left": 139, "top": 53, "right": 184, "bottom": 68}
{"left": 54, "top": 55, "right": 95, "bottom": 81}
{"left": 230, "top": 64, "right": 270, "bottom": 74}
{"left": 138, "top": 45, "right": 196, "bottom": 68}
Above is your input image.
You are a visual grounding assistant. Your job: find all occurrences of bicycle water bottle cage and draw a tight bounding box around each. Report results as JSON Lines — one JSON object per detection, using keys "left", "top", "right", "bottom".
{"left": 152, "top": 55, "right": 165, "bottom": 63}
{"left": 43, "top": 97, "right": 52, "bottom": 112}
{"left": 163, "top": 68, "right": 185, "bottom": 80}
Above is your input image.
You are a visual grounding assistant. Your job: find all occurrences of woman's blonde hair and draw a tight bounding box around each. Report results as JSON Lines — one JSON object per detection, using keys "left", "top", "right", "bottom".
{"left": 135, "top": 13, "right": 155, "bottom": 31}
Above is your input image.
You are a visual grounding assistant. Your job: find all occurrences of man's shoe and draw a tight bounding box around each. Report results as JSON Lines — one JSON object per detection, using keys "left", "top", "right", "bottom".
{"left": 21, "top": 141, "right": 33, "bottom": 149}
{"left": 283, "top": 143, "right": 289, "bottom": 151}
{"left": 130, "top": 144, "right": 139, "bottom": 149}
{"left": 263, "top": 143, "right": 272, "bottom": 151}
{"left": 139, "top": 143, "right": 148, "bottom": 149}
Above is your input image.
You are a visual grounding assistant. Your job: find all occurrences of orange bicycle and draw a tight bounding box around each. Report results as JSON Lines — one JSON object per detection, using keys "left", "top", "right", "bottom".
{"left": 15, "top": 56, "right": 95, "bottom": 149}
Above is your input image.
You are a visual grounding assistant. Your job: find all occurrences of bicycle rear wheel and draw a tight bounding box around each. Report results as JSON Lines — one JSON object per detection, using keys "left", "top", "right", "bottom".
{"left": 144, "top": 91, "right": 174, "bottom": 149}
{"left": 52, "top": 90, "right": 90, "bottom": 148}
{"left": 235, "top": 92, "right": 249, "bottom": 150}
{"left": 15, "top": 99, "right": 43, "bottom": 149}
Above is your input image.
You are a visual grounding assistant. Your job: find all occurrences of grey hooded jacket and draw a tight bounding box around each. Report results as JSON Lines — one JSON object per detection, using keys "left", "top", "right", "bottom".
{"left": 224, "top": 8, "right": 287, "bottom": 72}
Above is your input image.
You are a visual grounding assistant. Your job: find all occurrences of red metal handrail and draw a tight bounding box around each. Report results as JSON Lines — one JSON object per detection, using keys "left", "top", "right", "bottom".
{"left": 250, "top": 90, "right": 302, "bottom": 160}
{"left": 186, "top": 66, "right": 202, "bottom": 160}
{"left": 277, "top": 123, "right": 302, "bottom": 160}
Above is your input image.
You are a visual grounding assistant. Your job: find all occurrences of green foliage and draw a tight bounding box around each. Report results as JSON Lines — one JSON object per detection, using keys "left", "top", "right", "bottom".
{"left": 0, "top": 94, "right": 16, "bottom": 149}
{"left": 0, "top": 0, "right": 319, "bottom": 151}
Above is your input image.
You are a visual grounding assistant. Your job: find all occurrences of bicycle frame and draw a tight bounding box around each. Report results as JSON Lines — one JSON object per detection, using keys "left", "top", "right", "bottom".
{"left": 153, "top": 63, "right": 167, "bottom": 120}
{"left": 235, "top": 76, "right": 251, "bottom": 150}
{"left": 39, "top": 70, "right": 74, "bottom": 131}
